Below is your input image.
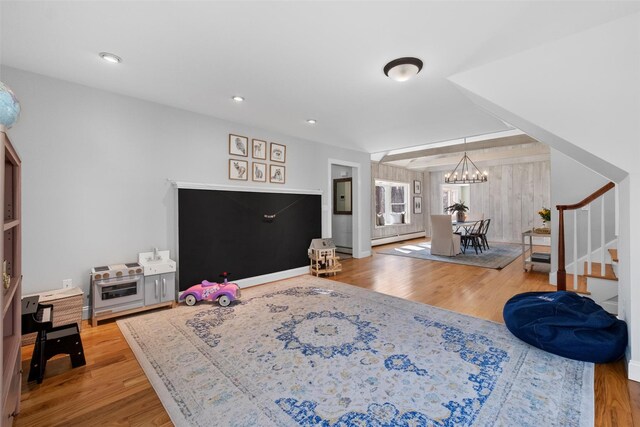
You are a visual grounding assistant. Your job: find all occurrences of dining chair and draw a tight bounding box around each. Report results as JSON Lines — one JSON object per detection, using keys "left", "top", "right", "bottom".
{"left": 479, "top": 218, "right": 491, "bottom": 250}
{"left": 461, "top": 220, "right": 484, "bottom": 255}
{"left": 430, "top": 215, "right": 461, "bottom": 256}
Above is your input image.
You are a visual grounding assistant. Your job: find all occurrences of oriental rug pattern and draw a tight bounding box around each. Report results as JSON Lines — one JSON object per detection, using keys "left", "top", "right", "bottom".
{"left": 118, "top": 276, "right": 592, "bottom": 427}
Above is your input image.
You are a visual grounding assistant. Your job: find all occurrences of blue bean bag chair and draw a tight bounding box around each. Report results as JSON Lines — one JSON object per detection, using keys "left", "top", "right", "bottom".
{"left": 503, "top": 291, "right": 627, "bottom": 363}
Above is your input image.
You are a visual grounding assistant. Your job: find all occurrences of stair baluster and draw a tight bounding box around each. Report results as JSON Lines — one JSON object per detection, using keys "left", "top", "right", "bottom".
{"left": 587, "top": 202, "right": 592, "bottom": 275}
{"left": 556, "top": 181, "right": 615, "bottom": 292}
{"left": 573, "top": 210, "right": 578, "bottom": 291}
{"left": 601, "top": 198, "right": 605, "bottom": 276}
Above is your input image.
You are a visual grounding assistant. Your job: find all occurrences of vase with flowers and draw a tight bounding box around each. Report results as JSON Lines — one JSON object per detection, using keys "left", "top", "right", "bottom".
{"left": 538, "top": 207, "right": 551, "bottom": 229}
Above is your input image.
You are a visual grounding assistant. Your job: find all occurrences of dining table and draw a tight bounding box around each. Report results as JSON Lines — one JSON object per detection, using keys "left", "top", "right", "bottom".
{"left": 452, "top": 220, "right": 481, "bottom": 235}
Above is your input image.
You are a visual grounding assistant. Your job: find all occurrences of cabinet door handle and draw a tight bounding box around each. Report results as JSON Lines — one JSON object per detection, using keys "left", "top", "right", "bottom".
{"left": 155, "top": 279, "right": 159, "bottom": 299}
{"left": 162, "top": 277, "right": 166, "bottom": 298}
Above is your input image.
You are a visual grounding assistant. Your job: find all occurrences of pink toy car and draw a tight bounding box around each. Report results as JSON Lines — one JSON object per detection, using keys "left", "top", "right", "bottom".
{"left": 180, "top": 272, "right": 241, "bottom": 307}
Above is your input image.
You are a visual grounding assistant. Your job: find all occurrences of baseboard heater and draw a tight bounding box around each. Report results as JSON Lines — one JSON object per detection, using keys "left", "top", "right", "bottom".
{"left": 372, "top": 231, "right": 426, "bottom": 247}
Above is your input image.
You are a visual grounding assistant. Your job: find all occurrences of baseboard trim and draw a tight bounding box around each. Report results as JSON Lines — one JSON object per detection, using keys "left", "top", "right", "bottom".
{"left": 628, "top": 359, "right": 640, "bottom": 383}
{"left": 85, "top": 269, "right": 310, "bottom": 318}
{"left": 372, "top": 232, "right": 426, "bottom": 247}
{"left": 234, "top": 266, "right": 310, "bottom": 288}
{"left": 355, "top": 250, "right": 372, "bottom": 258}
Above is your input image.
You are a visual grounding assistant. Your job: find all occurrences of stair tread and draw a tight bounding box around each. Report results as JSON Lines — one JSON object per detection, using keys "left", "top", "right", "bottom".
{"left": 582, "top": 262, "right": 618, "bottom": 281}
{"left": 562, "top": 273, "right": 591, "bottom": 295}
{"left": 608, "top": 248, "right": 618, "bottom": 263}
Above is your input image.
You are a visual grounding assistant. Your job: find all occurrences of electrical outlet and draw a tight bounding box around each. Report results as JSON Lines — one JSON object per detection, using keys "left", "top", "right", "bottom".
{"left": 62, "top": 279, "right": 72, "bottom": 289}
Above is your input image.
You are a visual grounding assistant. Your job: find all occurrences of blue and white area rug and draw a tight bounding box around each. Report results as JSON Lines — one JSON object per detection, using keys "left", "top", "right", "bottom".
{"left": 377, "top": 242, "right": 522, "bottom": 269}
{"left": 118, "top": 276, "right": 593, "bottom": 427}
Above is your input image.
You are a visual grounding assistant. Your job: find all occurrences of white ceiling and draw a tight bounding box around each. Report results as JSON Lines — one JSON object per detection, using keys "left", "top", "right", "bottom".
{"left": 2, "top": 1, "right": 639, "bottom": 154}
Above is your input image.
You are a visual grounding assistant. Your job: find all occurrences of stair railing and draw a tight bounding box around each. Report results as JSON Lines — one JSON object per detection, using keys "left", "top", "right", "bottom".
{"left": 556, "top": 181, "right": 615, "bottom": 291}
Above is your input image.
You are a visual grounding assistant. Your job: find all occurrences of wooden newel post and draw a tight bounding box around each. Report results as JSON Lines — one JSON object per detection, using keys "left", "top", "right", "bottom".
{"left": 557, "top": 208, "right": 566, "bottom": 291}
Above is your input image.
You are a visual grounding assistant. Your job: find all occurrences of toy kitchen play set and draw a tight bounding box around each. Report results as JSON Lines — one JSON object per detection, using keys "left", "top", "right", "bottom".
{"left": 90, "top": 250, "right": 176, "bottom": 326}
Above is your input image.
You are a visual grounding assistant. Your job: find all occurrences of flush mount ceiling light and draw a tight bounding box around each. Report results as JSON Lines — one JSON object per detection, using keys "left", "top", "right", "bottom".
{"left": 99, "top": 52, "right": 122, "bottom": 64}
{"left": 383, "top": 57, "right": 423, "bottom": 82}
{"left": 306, "top": 119, "right": 317, "bottom": 125}
{"left": 232, "top": 95, "right": 245, "bottom": 102}
{"left": 444, "top": 138, "right": 488, "bottom": 184}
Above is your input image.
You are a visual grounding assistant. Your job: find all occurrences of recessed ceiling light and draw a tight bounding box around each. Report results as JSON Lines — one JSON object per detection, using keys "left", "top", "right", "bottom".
{"left": 306, "top": 119, "right": 317, "bottom": 125}
{"left": 232, "top": 96, "right": 245, "bottom": 102}
{"left": 99, "top": 52, "right": 122, "bottom": 64}
{"left": 383, "top": 57, "right": 423, "bottom": 82}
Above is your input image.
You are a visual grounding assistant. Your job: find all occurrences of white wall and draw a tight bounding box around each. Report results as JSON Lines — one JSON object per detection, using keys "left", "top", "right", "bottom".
{"left": 0, "top": 66, "right": 371, "bottom": 303}
{"left": 331, "top": 164, "right": 353, "bottom": 249}
{"left": 449, "top": 13, "right": 640, "bottom": 381}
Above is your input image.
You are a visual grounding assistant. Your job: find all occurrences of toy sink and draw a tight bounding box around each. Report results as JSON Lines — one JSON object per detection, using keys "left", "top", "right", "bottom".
{"left": 138, "top": 250, "right": 176, "bottom": 276}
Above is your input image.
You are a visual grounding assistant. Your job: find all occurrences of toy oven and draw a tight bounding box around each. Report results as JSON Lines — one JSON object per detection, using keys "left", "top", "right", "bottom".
{"left": 93, "top": 274, "right": 144, "bottom": 311}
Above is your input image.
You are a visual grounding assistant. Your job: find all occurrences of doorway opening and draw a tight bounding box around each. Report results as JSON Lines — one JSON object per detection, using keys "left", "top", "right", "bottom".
{"left": 328, "top": 159, "right": 361, "bottom": 258}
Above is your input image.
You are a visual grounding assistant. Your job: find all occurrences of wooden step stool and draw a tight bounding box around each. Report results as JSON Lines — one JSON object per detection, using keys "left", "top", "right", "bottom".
{"left": 28, "top": 322, "right": 86, "bottom": 384}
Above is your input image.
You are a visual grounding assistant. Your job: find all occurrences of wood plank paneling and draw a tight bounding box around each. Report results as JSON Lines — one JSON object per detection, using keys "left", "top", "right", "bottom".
{"left": 522, "top": 163, "right": 535, "bottom": 234}
{"left": 429, "top": 159, "right": 550, "bottom": 243}
{"left": 469, "top": 176, "right": 483, "bottom": 217}
{"left": 502, "top": 164, "right": 514, "bottom": 242}
{"left": 512, "top": 163, "right": 524, "bottom": 243}
{"left": 489, "top": 165, "right": 503, "bottom": 241}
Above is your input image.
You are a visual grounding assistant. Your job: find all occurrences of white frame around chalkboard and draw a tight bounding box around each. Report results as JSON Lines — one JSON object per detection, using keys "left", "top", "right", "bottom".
{"left": 172, "top": 182, "right": 323, "bottom": 288}
{"left": 171, "top": 181, "right": 322, "bottom": 195}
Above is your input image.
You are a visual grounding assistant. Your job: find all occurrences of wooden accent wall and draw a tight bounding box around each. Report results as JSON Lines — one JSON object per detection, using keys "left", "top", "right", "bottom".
{"left": 429, "top": 160, "right": 550, "bottom": 243}
{"left": 371, "top": 163, "right": 428, "bottom": 240}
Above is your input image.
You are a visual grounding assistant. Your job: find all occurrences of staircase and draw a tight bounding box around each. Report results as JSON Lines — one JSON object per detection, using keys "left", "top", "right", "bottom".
{"left": 557, "top": 182, "right": 619, "bottom": 314}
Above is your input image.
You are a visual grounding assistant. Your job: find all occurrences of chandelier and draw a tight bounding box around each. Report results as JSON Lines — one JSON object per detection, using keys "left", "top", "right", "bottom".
{"left": 444, "top": 139, "right": 488, "bottom": 184}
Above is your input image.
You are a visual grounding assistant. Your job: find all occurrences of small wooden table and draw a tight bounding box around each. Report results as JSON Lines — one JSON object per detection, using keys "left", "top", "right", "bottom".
{"left": 522, "top": 229, "right": 551, "bottom": 271}
{"left": 21, "top": 287, "right": 84, "bottom": 346}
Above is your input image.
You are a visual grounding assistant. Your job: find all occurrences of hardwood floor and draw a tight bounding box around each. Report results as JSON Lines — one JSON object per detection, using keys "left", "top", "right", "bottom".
{"left": 15, "top": 239, "right": 638, "bottom": 426}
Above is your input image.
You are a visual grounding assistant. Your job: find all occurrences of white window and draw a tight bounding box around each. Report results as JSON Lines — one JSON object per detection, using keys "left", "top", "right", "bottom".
{"left": 375, "top": 180, "right": 411, "bottom": 226}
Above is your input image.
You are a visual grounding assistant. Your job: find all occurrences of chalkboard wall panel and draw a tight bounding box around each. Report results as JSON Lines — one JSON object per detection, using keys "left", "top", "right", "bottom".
{"left": 178, "top": 189, "right": 321, "bottom": 290}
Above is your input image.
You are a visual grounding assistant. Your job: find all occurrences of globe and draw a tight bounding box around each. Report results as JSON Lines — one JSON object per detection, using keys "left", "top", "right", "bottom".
{"left": 0, "top": 81, "right": 20, "bottom": 130}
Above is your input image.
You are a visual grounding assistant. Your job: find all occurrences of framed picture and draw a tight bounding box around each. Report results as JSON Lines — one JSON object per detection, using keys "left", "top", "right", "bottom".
{"left": 252, "top": 139, "right": 267, "bottom": 159}
{"left": 413, "top": 180, "right": 422, "bottom": 194}
{"left": 229, "top": 134, "right": 248, "bottom": 157}
{"left": 252, "top": 162, "right": 267, "bottom": 182}
{"left": 270, "top": 164, "right": 286, "bottom": 184}
{"left": 229, "top": 159, "right": 248, "bottom": 181}
{"left": 270, "top": 142, "right": 286, "bottom": 163}
{"left": 413, "top": 196, "right": 422, "bottom": 214}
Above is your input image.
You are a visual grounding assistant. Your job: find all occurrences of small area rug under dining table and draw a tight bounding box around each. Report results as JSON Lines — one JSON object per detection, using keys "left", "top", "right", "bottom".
{"left": 118, "top": 275, "right": 592, "bottom": 427}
